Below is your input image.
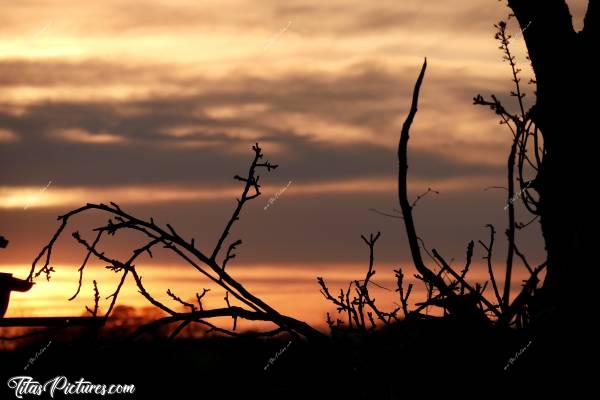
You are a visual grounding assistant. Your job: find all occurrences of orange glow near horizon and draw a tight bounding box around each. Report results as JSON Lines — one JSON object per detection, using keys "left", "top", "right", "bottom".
{"left": 2, "top": 262, "right": 537, "bottom": 330}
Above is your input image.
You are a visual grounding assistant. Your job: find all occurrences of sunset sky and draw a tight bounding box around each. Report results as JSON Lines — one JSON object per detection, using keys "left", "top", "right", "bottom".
{"left": 1, "top": 0, "right": 585, "bottom": 328}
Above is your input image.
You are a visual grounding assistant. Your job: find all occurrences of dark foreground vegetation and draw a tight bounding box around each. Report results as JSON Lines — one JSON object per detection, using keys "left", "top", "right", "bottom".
{"left": 0, "top": 316, "right": 584, "bottom": 399}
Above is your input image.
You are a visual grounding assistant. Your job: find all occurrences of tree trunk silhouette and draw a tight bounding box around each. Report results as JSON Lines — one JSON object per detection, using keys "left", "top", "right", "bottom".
{"left": 507, "top": 0, "right": 597, "bottom": 314}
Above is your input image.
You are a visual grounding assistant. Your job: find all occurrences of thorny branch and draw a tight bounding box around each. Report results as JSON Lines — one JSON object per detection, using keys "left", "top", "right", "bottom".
{"left": 27, "top": 143, "right": 325, "bottom": 342}
{"left": 85, "top": 280, "right": 100, "bottom": 317}
{"left": 318, "top": 232, "right": 409, "bottom": 333}
{"left": 321, "top": 50, "right": 544, "bottom": 331}
{"left": 472, "top": 19, "right": 545, "bottom": 324}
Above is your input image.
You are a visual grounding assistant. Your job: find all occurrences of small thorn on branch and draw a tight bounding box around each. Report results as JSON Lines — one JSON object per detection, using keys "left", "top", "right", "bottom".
{"left": 196, "top": 288, "right": 210, "bottom": 311}
{"left": 412, "top": 187, "right": 439, "bottom": 208}
{"left": 167, "top": 288, "right": 196, "bottom": 312}
{"left": 223, "top": 239, "right": 242, "bottom": 272}
{"left": 85, "top": 280, "right": 100, "bottom": 317}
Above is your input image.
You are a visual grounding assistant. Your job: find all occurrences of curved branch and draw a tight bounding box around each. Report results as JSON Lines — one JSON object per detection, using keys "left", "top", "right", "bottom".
{"left": 397, "top": 59, "right": 451, "bottom": 295}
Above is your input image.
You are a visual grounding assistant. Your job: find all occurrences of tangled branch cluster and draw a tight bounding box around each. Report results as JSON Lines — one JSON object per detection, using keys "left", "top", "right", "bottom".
{"left": 319, "top": 22, "right": 546, "bottom": 333}
{"left": 28, "top": 143, "right": 324, "bottom": 342}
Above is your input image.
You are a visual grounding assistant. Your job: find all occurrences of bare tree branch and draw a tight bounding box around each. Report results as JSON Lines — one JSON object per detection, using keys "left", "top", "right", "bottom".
{"left": 28, "top": 144, "right": 325, "bottom": 343}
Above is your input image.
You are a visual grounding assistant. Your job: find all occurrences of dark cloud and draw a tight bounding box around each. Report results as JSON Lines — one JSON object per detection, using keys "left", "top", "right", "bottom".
{"left": 0, "top": 61, "right": 507, "bottom": 187}
{"left": 0, "top": 125, "right": 503, "bottom": 187}
{"left": 0, "top": 59, "right": 162, "bottom": 87}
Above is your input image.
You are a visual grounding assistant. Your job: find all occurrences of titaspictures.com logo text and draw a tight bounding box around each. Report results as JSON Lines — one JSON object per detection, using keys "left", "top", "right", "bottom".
{"left": 7, "top": 376, "right": 135, "bottom": 398}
